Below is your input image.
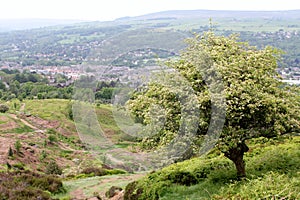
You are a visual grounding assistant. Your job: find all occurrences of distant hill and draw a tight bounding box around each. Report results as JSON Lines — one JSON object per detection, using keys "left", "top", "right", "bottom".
{"left": 128, "top": 9, "right": 300, "bottom": 20}
{"left": 0, "top": 10, "right": 300, "bottom": 68}
{"left": 0, "top": 19, "right": 88, "bottom": 32}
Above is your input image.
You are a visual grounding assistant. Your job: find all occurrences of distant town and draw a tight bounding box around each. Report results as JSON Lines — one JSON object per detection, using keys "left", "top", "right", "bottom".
{"left": 0, "top": 64, "right": 165, "bottom": 87}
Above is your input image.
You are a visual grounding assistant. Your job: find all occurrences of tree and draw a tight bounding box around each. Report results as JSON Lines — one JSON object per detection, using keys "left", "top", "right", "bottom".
{"left": 95, "top": 87, "right": 115, "bottom": 100}
{"left": 8, "top": 146, "right": 13, "bottom": 157}
{"left": 127, "top": 32, "right": 300, "bottom": 178}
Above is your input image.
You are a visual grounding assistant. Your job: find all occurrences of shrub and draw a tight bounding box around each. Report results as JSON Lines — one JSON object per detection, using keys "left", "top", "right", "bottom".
{"left": 14, "top": 140, "right": 22, "bottom": 154}
{"left": 0, "top": 104, "right": 9, "bottom": 113}
{"left": 81, "top": 167, "right": 107, "bottom": 176}
{"left": 12, "top": 163, "right": 25, "bottom": 170}
{"left": 40, "top": 150, "right": 47, "bottom": 161}
{"left": 124, "top": 181, "right": 144, "bottom": 200}
{"left": 105, "top": 168, "right": 127, "bottom": 175}
{"left": 8, "top": 146, "right": 13, "bottom": 157}
{"left": 106, "top": 186, "right": 123, "bottom": 198}
{"left": 45, "top": 161, "right": 62, "bottom": 175}
{"left": 0, "top": 170, "right": 65, "bottom": 199}
{"left": 166, "top": 170, "right": 197, "bottom": 186}
{"left": 48, "top": 135, "right": 57, "bottom": 143}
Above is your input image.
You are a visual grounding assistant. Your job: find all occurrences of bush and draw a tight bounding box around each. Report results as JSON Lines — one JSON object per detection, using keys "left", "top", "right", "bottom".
{"left": 0, "top": 104, "right": 9, "bottom": 113}
{"left": 81, "top": 167, "right": 107, "bottom": 176}
{"left": 8, "top": 146, "right": 13, "bottom": 157}
{"left": 106, "top": 168, "right": 127, "bottom": 175}
{"left": 12, "top": 163, "right": 25, "bottom": 170}
{"left": 14, "top": 140, "right": 22, "bottom": 154}
{"left": 45, "top": 161, "right": 62, "bottom": 175}
{"left": 166, "top": 170, "right": 197, "bottom": 186}
{"left": 0, "top": 170, "right": 65, "bottom": 199}
{"left": 105, "top": 186, "right": 123, "bottom": 198}
{"left": 80, "top": 167, "right": 127, "bottom": 178}
{"left": 48, "top": 135, "right": 57, "bottom": 143}
{"left": 124, "top": 181, "right": 144, "bottom": 200}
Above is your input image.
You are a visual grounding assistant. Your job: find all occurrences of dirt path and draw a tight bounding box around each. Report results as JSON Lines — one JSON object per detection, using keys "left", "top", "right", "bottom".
{"left": 70, "top": 189, "right": 86, "bottom": 200}
{"left": 9, "top": 114, "right": 39, "bottom": 131}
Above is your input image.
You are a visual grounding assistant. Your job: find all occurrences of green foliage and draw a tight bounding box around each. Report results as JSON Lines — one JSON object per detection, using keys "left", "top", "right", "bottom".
{"left": 10, "top": 125, "right": 34, "bottom": 134}
{"left": 45, "top": 161, "right": 62, "bottom": 175}
{"left": 59, "top": 150, "right": 73, "bottom": 159}
{"left": 40, "top": 150, "right": 47, "bottom": 161}
{"left": 0, "top": 70, "right": 73, "bottom": 101}
{"left": 12, "top": 163, "right": 25, "bottom": 170}
{"left": 182, "top": 32, "right": 299, "bottom": 146}
{"left": 48, "top": 135, "right": 58, "bottom": 144}
{"left": 0, "top": 104, "right": 9, "bottom": 113}
{"left": 95, "top": 87, "right": 115, "bottom": 101}
{"left": 214, "top": 172, "right": 300, "bottom": 199}
{"left": 126, "top": 81, "right": 183, "bottom": 149}
{"left": 81, "top": 167, "right": 107, "bottom": 176}
{"left": 80, "top": 167, "right": 127, "bottom": 178}
{"left": 105, "top": 168, "right": 127, "bottom": 175}
{"left": 65, "top": 101, "right": 74, "bottom": 120}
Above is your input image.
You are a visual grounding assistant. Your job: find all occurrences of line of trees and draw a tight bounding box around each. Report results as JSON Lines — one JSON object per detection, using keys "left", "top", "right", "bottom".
{"left": 0, "top": 69, "right": 118, "bottom": 102}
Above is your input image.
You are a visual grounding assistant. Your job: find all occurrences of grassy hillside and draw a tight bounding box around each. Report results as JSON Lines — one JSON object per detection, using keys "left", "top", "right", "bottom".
{"left": 0, "top": 99, "right": 96, "bottom": 173}
{"left": 0, "top": 99, "right": 138, "bottom": 172}
{"left": 124, "top": 136, "right": 300, "bottom": 199}
{"left": 0, "top": 99, "right": 144, "bottom": 199}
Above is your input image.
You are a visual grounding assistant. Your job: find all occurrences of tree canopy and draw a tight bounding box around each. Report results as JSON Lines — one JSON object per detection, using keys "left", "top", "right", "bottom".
{"left": 127, "top": 32, "right": 300, "bottom": 177}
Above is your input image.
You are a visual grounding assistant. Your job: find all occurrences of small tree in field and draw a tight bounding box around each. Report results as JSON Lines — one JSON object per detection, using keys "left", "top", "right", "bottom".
{"left": 128, "top": 32, "right": 300, "bottom": 178}
{"left": 14, "top": 140, "right": 22, "bottom": 154}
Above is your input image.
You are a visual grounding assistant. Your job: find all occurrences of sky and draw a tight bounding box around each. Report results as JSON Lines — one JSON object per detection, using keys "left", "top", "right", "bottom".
{"left": 1, "top": 0, "right": 300, "bottom": 21}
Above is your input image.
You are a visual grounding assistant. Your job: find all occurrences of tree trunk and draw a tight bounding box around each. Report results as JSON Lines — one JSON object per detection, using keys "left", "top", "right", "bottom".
{"left": 232, "top": 154, "right": 246, "bottom": 178}
{"left": 224, "top": 142, "right": 249, "bottom": 179}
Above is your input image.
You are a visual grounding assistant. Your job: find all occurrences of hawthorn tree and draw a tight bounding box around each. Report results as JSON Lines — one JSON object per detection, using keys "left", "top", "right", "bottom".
{"left": 127, "top": 32, "right": 300, "bottom": 178}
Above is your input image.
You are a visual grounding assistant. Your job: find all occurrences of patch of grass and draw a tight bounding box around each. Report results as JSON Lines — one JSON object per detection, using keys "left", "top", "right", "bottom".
{"left": 4, "top": 125, "right": 34, "bottom": 134}
{"left": 24, "top": 99, "right": 70, "bottom": 121}
{"left": 113, "top": 142, "right": 131, "bottom": 149}
{"left": 96, "top": 105, "right": 138, "bottom": 143}
{"left": 59, "top": 150, "right": 74, "bottom": 159}
{"left": 214, "top": 171, "right": 300, "bottom": 199}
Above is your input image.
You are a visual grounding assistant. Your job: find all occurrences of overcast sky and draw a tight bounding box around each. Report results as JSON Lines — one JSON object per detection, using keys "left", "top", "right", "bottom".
{"left": 1, "top": 0, "right": 300, "bottom": 21}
